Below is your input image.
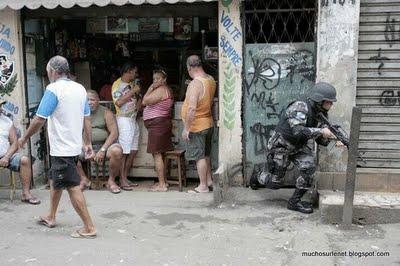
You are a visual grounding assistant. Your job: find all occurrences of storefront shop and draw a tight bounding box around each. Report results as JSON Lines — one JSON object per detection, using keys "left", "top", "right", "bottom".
{"left": 0, "top": 0, "right": 245, "bottom": 185}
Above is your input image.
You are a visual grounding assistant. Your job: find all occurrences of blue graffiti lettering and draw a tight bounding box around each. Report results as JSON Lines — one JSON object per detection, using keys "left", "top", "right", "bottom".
{"left": 220, "top": 10, "right": 242, "bottom": 42}
{"left": 0, "top": 38, "right": 15, "bottom": 55}
{"left": 3, "top": 102, "right": 19, "bottom": 115}
{"left": 0, "top": 24, "right": 11, "bottom": 39}
{"left": 220, "top": 35, "right": 242, "bottom": 66}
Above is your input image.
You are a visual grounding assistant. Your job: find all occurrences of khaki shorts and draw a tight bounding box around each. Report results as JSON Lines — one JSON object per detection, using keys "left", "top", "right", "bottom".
{"left": 185, "top": 127, "right": 213, "bottom": 161}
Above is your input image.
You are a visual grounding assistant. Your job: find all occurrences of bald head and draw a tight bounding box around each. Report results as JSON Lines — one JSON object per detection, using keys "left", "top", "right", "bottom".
{"left": 87, "top": 89, "right": 99, "bottom": 99}
{"left": 87, "top": 90, "right": 100, "bottom": 112}
{"left": 186, "top": 55, "right": 202, "bottom": 69}
{"left": 186, "top": 55, "right": 206, "bottom": 79}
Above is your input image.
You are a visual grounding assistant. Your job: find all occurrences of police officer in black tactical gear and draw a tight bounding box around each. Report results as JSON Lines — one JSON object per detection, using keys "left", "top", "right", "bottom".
{"left": 251, "top": 82, "right": 342, "bottom": 214}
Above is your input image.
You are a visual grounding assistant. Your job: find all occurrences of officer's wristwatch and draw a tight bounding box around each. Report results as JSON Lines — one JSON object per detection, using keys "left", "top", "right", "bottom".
{"left": 100, "top": 147, "right": 106, "bottom": 152}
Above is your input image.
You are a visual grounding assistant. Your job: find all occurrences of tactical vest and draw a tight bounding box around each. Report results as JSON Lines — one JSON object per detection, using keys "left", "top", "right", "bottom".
{"left": 275, "top": 98, "right": 326, "bottom": 147}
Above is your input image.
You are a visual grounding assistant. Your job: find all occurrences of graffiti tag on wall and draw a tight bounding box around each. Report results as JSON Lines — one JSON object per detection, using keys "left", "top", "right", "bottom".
{"left": 244, "top": 49, "right": 315, "bottom": 119}
{"left": 369, "top": 48, "right": 389, "bottom": 75}
{"left": 384, "top": 14, "right": 400, "bottom": 47}
{"left": 369, "top": 15, "right": 400, "bottom": 106}
{"left": 250, "top": 122, "right": 275, "bottom": 155}
{"left": 380, "top": 90, "right": 400, "bottom": 106}
{"left": 321, "top": 0, "right": 355, "bottom": 7}
{"left": 286, "top": 50, "right": 315, "bottom": 83}
{"left": 244, "top": 43, "right": 316, "bottom": 182}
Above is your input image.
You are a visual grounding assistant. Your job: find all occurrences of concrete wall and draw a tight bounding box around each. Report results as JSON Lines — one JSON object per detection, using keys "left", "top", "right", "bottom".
{"left": 218, "top": 0, "right": 243, "bottom": 185}
{"left": 316, "top": 0, "right": 360, "bottom": 184}
{"left": 0, "top": 8, "right": 27, "bottom": 185}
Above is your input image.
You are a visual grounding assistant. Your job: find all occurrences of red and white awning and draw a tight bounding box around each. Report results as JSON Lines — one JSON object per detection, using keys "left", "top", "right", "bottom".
{"left": 0, "top": 0, "right": 216, "bottom": 10}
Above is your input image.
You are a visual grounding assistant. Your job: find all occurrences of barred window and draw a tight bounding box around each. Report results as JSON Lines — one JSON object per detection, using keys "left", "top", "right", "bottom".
{"left": 244, "top": 0, "right": 317, "bottom": 44}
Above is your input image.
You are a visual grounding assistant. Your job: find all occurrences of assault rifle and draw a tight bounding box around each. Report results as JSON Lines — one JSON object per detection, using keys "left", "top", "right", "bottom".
{"left": 317, "top": 112, "right": 365, "bottom": 166}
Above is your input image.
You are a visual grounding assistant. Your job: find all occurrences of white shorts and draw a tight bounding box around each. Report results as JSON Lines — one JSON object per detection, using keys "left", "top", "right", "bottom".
{"left": 117, "top": 117, "right": 140, "bottom": 154}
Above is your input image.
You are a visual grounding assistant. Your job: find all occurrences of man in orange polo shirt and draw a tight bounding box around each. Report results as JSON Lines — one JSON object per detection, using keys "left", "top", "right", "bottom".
{"left": 181, "top": 55, "right": 216, "bottom": 193}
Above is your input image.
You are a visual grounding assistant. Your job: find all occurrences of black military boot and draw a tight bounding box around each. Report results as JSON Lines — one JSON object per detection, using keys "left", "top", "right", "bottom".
{"left": 300, "top": 201, "right": 313, "bottom": 208}
{"left": 250, "top": 171, "right": 261, "bottom": 190}
{"left": 287, "top": 189, "right": 313, "bottom": 214}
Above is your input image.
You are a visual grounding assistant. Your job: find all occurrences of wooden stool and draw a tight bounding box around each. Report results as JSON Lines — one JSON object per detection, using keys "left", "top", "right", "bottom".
{"left": 164, "top": 150, "right": 186, "bottom": 192}
{"left": 87, "top": 161, "right": 109, "bottom": 190}
{"left": 0, "top": 167, "right": 16, "bottom": 201}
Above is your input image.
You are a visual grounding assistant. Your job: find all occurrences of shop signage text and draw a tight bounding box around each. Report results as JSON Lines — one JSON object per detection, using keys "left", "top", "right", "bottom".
{"left": 0, "top": 23, "right": 15, "bottom": 55}
{"left": 219, "top": 10, "right": 242, "bottom": 66}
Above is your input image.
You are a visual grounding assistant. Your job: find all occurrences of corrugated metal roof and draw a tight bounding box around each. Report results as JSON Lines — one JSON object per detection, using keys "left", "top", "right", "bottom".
{"left": 0, "top": 0, "right": 215, "bottom": 10}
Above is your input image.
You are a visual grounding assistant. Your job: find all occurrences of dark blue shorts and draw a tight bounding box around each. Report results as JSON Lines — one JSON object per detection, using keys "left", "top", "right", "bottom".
{"left": 49, "top": 156, "right": 80, "bottom": 190}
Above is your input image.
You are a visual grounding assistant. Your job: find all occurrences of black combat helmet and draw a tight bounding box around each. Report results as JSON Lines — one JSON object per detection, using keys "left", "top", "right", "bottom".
{"left": 308, "top": 82, "right": 337, "bottom": 102}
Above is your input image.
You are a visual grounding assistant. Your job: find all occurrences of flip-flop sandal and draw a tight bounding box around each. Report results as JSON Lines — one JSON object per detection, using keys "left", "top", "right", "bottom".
{"left": 38, "top": 217, "right": 56, "bottom": 228}
{"left": 70, "top": 230, "right": 97, "bottom": 239}
{"left": 152, "top": 183, "right": 169, "bottom": 188}
{"left": 187, "top": 188, "right": 209, "bottom": 194}
{"left": 125, "top": 182, "right": 139, "bottom": 187}
{"left": 21, "top": 197, "right": 41, "bottom": 205}
{"left": 107, "top": 184, "right": 121, "bottom": 194}
{"left": 120, "top": 185, "right": 133, "bottom": 191}
{"left": 149, "top": 186, "right": 168, "bottom": 192}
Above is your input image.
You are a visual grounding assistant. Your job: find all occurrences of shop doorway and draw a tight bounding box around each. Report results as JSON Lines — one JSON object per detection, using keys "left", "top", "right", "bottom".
{"left": 21, "top": 2, "right": 219, "bottom": 180}
{"left": 242, "top": 0, "right": 317, "bottom": 185}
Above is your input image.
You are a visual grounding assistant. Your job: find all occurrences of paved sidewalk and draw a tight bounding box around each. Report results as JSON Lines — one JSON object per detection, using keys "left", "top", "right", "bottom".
{"left": 0, "top": 186, "right": 399, "bottom": 265}
{"left": 320, "top": 190, "right": 400, "bottom": 224}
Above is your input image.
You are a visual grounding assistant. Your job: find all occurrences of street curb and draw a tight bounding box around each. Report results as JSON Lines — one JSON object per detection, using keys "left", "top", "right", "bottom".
{"left": 319, "top": 190, "right": 400, "bottom": 224}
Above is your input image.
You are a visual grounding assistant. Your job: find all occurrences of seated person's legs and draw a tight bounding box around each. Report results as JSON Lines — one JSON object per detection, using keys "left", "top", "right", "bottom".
{"left": 77, "top": 143, "right": 123, "bottom": 193}
{"left": 106, "top": 143, "right": 123, "bottom": 193}
{"left": 7, "top": 153, "right": 40, "bottom": 204}
{"left": 76, "top": 160, "right": 91, "bottom": 190}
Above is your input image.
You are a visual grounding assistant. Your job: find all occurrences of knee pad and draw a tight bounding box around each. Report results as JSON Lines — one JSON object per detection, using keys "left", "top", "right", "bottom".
{"left": 298, "top": 161, "right": 316, "bottom": 177}
{"left": 296, "top": 175, "right": 311, "bottom": 189}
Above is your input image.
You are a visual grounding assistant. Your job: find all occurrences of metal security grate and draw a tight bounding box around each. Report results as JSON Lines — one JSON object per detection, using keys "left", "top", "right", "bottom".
{"left": 244, "top": 0, "right": 317, "bottom": 44}
{"left": 356, "top": 0, "right": 400, "bottom": 171}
